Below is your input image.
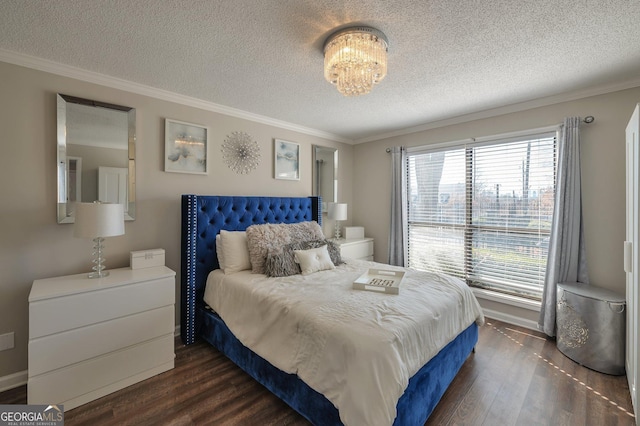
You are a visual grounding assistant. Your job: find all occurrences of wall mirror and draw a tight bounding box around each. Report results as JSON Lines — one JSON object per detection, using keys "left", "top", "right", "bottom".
{"left": 312, "top": 145, "right": 338, "bottom": 211}
{"left": 57, "top": 94, "right": 136, "bottom": 223}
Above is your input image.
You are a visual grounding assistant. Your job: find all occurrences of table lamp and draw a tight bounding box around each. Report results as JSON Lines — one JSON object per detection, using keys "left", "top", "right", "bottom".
{"left": 74, "top": 202, "right": 125, "bottom": 278}
{"left": 328, "top": 203, "right": 347, "bottom": 239}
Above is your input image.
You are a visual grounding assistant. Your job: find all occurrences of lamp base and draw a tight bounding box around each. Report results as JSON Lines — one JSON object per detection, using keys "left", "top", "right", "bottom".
{"left": 333, "top": 220, "right": 342, "bottom": 240}
{"left": 87, "top": 237, "right": 109, "bottom": 279}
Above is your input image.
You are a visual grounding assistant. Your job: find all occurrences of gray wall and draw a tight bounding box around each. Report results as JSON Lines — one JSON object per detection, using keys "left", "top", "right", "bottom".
{"left": 2, "top": 56, "right": 639, "bottom": 381}
{"left": 352, "top": 86, "right": 640, "bottom": 324}
{"left": 0, "top": 61, "right": 353, "bottom": 378}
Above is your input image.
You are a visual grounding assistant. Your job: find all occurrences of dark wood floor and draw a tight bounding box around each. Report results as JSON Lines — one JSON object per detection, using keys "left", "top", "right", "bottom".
{"left": 1, "top": 319, "right": 635, "bottom": 425}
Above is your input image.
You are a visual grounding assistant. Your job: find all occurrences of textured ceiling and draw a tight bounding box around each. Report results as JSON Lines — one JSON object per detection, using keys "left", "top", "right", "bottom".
{"left": 2, "top": 0, "right": 640, "bottom": 142}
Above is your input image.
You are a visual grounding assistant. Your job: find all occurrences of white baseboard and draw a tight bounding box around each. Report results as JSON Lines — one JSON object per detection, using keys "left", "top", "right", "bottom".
{"left": 0, "top": 370, "right": 27, "bottom": 393}
{"left": 482, "top": 307, "right": 539, "bottom": 332}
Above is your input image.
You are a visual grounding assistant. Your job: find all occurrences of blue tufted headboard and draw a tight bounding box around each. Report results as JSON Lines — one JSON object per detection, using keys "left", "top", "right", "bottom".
{"left": 181, "top": 195, "right": 322, "bottom": 344}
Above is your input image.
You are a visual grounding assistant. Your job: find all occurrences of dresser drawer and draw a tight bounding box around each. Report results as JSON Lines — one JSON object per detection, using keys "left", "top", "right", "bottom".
{"left": 29, "top": 305, "right": 174, "bottom": 376}
{"left": 340, "top": 240, "right": 374, "bottom": 260}
{"left": 28, "top": 266, "right": 176, "bottom": 409}
{"left": 29, "top": 276, "right": 174, "bottom": 339}
{"left": 28, "top": 334, "right": 175, "bottom": 407}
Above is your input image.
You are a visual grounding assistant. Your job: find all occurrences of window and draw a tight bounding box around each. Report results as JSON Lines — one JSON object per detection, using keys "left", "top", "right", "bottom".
{"left": 406, "top": 130, "right": 557, "bottom": 300}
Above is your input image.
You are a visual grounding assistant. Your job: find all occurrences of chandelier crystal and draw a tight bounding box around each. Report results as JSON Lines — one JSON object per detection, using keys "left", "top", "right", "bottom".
{"left": 323, "top": 26, "right": 388, "bottom": 96}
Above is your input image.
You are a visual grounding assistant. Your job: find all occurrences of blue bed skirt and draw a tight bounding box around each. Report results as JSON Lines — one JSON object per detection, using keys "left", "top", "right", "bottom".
{"left": 200, "top": 306, "right": 478, "bottom": 426}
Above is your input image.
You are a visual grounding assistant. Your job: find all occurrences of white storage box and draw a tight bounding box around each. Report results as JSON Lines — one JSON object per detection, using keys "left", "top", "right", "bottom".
{"left": 344, "top": 226, "right": 364, "bottom": 239}
{"left": 130, "top": 248, "right": 165, "bottom": 270}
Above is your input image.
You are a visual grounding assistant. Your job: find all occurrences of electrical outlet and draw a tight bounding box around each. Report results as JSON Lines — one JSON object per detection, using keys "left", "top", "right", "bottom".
{"left": 0, "top": 332, "right": 15, "bottom": 351}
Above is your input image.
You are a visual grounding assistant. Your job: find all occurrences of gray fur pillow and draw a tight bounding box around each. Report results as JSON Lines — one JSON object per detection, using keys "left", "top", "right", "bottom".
{"left": 264, "top": 247, "right": 300, "bottom": 277}
{"left": 246, "top": 221, "right": 324, "bottom": 274}
{"left": 264, "top": 239, "right": 343, "bottom": 277}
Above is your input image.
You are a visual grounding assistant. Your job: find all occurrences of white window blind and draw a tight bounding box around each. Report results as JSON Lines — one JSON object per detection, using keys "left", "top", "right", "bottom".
{"left": 406, "top": 131, "right": 557, "bottom": 299}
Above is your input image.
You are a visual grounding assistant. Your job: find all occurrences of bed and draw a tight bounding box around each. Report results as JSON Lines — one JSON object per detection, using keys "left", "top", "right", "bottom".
{"left": 181, "top": 195, "right": 484, "bottom": 426}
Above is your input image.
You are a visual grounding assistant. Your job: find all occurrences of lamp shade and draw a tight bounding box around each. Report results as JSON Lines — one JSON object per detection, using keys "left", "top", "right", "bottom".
{"left": 327, "top": 203, "right": 347, "bottom": 221}
{"left": 74, "top": 202, "right": 125, "bottom": 238}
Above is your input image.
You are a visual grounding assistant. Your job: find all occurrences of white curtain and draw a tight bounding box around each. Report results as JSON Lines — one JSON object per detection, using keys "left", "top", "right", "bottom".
{"left": 538, "top": 117, "right": 589, "bottom": 337}
{"left": 388, "top": 146, "right": 407, "bottom": 266}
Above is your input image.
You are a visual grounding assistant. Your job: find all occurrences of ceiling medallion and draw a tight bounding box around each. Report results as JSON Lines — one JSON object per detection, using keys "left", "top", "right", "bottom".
{"left": 221, "top": 131, "right": 261, "bottom": 174}
{"left": 323, "top": 26, "right": 389, "bottom": 97}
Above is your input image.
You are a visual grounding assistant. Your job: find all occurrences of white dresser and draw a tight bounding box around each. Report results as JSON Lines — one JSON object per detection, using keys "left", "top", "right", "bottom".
{"left": 333, "top": 237, "right": 374, "bottom": 261}
{"left": 28, "top": 266, "right": 176, "bottom": 410}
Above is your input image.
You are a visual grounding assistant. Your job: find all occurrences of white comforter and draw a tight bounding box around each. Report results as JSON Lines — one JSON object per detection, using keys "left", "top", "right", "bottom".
{"left": 203, "top": 259, "right": 484, "bottom": 426}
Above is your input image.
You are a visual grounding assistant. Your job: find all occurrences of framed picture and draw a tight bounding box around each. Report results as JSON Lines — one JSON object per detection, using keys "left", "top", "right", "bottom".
{"left": 274, "top": 139, "right": 300, "bottom": 180}
{"left": 164, "top": 119, "right": 208, "bottom": 174}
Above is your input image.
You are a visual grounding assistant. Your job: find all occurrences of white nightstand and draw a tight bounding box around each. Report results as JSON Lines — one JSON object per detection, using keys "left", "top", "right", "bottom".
{"left": 28, "top": 266, "right": 176, "bottom": 410}
{"left": 333, "top": 237, "right": 374, "bottom": 261}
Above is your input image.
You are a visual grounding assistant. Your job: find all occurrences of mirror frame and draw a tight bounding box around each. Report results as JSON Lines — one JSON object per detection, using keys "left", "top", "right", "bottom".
{"left": 312, "top": 145, "right": 338, "bottom": 210}
{"left": 57, "top": 93, "right": 136, "bottom": 223}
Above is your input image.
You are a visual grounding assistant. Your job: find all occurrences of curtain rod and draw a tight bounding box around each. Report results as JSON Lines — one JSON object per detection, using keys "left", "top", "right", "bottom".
{"left": 385, "top": 115, "right": 596, "bottom": 152}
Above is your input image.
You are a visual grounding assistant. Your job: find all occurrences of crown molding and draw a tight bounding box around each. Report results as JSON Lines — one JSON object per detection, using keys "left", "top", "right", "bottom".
{"left": 4, "top": 48, "right": 639, "bottom": 147}
{"left": 355, "top": 76, "right": 640, "bottom": 144}
{"left": 0, "top": 49, "right": 351, "bottom": 144}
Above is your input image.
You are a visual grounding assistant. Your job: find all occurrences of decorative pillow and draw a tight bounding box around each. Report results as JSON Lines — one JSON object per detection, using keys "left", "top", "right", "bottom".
{"left": 215, "top": 235, "right": 225, "bottom": 271}
{"left": 308, "top": 239, "right": 343, "bottom": 267}
{"left": 219, "top": 230, "right": 251, "bottom": 274}
{"left": 264, "top": 248, "right": 300, "bottom": 277}
{"left": 264, "top": 239, "right": 343, "bottom": 277}
{"left": 294, "top": 245, "right": 335, "bottom": 275}
{"left": 246, "top": 221, "right": 324, "bottom": 274}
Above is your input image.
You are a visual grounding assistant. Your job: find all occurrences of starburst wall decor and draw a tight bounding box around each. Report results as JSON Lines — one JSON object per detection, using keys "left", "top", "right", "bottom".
{"left": 221, "top": 131, "right": 261, "bottom": 174}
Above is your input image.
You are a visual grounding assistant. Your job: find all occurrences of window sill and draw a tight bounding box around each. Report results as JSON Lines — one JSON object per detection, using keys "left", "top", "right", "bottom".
{"left": 471, "top": 288, "right": 541, "bottom": 312}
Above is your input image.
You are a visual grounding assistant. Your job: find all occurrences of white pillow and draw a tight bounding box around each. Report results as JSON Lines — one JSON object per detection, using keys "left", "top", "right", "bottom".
{"left": 215, "top": 235, "right": 225, "bottom": 271}
{"left": 219, "top": 230, "right": 251, "bottom": 274}
{"left": 294, "top": 245, "right": 335, "bottom": 275}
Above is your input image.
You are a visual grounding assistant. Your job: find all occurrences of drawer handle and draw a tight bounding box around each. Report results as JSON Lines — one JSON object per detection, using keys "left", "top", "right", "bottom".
{"left": 609, "top": 302, "right": 625, "bottom": 314}
{"left": 624, "top": 241, "right": 633, "bottom": 273}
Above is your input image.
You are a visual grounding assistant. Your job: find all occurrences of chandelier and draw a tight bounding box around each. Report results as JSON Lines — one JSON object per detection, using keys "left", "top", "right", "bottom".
{"left": 323, "top": 26, "right": 388, "bottom": 96}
